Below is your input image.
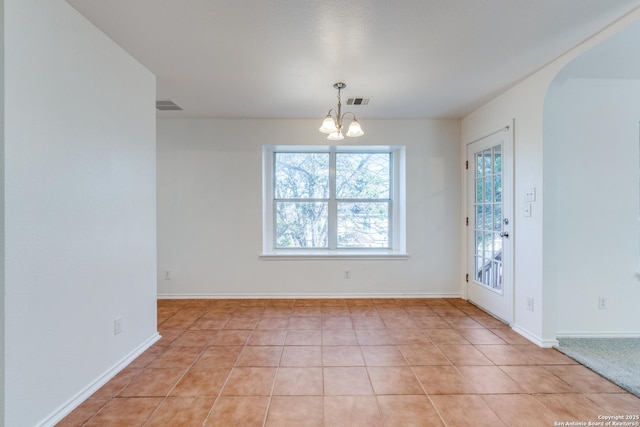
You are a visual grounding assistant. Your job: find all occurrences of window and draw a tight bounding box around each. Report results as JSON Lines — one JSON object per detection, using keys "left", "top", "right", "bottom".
{"left": 262, "top": 146, "right": 406, "bottom": 259}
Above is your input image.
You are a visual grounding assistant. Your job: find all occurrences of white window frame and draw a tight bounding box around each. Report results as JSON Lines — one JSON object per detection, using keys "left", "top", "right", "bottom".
{"left": 261, "top": 145, "right": 407, "bottom": 260}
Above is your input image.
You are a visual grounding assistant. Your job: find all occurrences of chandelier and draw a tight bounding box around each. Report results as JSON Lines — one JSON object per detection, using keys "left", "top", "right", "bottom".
{"left": 318, "top": 82, "right": 364, "bottom": 140}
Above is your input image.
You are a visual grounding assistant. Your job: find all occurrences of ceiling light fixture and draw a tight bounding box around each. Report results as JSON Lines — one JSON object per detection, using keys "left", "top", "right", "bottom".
{"left": 319, "top": 82, "right": 364, "bottom": 140}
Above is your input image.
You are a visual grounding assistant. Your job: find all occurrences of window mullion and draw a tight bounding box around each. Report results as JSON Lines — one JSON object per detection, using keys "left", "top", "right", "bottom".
{"left": 328, "top": 149, "right": 337, "bottom": 249}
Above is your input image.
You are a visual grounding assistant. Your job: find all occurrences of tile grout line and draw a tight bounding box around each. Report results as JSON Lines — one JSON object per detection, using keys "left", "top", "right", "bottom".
{"left": 141, "top": 309, "right": 215, "bottom": 427}
{"left": 201, "top": 310, "right": 259, "bottom": 427}
{"left": 261, "top": 339, "right": 285, "bottom": 427}
{"left": 403, "top": 318, "right": 455, "bottom": 427}
{"left": 63, "top": 298, "right": 640, "bottom": 426}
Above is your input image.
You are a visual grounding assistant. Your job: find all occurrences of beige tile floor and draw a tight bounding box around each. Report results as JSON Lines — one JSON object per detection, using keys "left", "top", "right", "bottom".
{"left": 59, "top": 298, "right": 640, "bottom": 426}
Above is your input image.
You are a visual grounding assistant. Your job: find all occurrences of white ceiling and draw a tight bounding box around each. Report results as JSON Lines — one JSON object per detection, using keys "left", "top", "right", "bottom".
{"left": 66, "top": 0, "right": 640, "bottom": 119}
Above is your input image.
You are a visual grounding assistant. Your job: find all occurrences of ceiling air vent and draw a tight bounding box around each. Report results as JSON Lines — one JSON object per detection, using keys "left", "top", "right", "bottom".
{"left": 156, "top": 100, "right": 183, "bottom": 111}
{"left": 346, "top": 97, "right": 371, "bottom": 106}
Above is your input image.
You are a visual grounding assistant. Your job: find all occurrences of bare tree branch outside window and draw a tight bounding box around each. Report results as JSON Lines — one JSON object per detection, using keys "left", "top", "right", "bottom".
{"left": 274, "top": 151, "right": 391, "bottom": 249}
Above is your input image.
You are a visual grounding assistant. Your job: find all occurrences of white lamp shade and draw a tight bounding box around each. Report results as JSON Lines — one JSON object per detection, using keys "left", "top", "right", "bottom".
{"left": 346, "top": 119, "right": 364, "bottom": 137}
{"left": 327, "top": 131, "right": 344, "bottom": 141}
{"left": 319, "top": 116, "right": 338, "bottom": 134}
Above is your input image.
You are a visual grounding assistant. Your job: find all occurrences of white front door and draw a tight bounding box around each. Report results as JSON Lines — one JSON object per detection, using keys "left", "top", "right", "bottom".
{"left": 466, "top": 124, "right": 514, "bottom": 324}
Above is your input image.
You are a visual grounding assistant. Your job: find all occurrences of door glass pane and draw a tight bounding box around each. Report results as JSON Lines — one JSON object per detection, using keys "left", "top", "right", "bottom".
{"left": 484, "top": 176, "right": 493, "bottom": 202}
{"left": 493, "top": 204, "right": 502, "bottom": 231}
{"left": 494, "top": 175, "right": 502, "bottom": 202}
{"left": 494, "top": 145, "right": 502, "bottom": 173}
{"left": 483, "top": 204, "right": 493, "bottom": 230}
{"left": 475, "top": 178, "right": 482, "bottom": 203}
{"left": 484, "top": 231, "right": 493, "bottom": 259}
{"left": 483, "top": 149, "right": 492, "bottom": 175}
{"left": 482, "top": 259, "right": 490, "bottom": 286}
{"left": 476, "top": 205, "right": 483, "bottom": 229}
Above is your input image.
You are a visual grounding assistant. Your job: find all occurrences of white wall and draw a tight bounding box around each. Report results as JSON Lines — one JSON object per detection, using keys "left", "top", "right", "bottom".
{"left": 543, "top": 19, "right": 640, "bottom": 338}
{"left": 545, "top": 78, "right": 640, "bottom": 336}
{"left": 462, "top": 70, "right": 555, "bottom": 346}
{"left": 462, "top": 8, "right": 640, "bottom": 346}
{"left": 0, "top": 0, "right": 5, "bottom": 423}
{"left": 157, "top": 119, "right": 461, "bottom": 298}
{"left": 4, "top": 1, "right": 158, "bottom": 426}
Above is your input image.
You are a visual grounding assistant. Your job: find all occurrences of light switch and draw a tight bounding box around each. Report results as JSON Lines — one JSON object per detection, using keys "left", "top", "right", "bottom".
{"left": 524, "top": 203, "right": 532, "bottom": 217}
{"left": 524, "top": 187, "right": 536, "bottom": 202}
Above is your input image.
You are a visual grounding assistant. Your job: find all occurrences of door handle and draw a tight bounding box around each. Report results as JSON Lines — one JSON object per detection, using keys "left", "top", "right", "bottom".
{"left": 500, "top": 231, "right": 509, "bottom": 238}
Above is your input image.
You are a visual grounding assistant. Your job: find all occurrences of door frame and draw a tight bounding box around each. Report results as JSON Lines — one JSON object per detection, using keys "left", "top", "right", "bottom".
{"left": 465, "top": 120, "right": 514, "bottom": 325}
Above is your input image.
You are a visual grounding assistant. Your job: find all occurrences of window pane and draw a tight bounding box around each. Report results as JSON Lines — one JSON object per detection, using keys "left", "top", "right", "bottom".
{"left": 336, "top": 153, "right": 390, "bottom": 199}
{"left": 276, "top": 202, "right": 328, "bottom": 248}
{"left": 275, "top": 153, "right": 329, "bottom": 199}
{"left": 337, "top": 202, "right": 389, "bottom": 248}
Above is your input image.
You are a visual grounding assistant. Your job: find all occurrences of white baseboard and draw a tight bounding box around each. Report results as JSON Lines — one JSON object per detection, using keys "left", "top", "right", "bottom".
{"left": 511, "top": 324, "right": 559, "bottom": 348}
{"left": 157, "top": 292, "right": 462, "bottom": 299}
{"left": 556, "top": 331, "right": 640, "bottom": 339}
{"left": 37, "top": 332, "right": 161, "bottom": 427}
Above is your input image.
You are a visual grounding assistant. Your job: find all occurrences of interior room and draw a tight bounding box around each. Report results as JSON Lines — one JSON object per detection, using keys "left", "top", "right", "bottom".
{"left": 3, "top": 0, "right": 640, "bottom": 425}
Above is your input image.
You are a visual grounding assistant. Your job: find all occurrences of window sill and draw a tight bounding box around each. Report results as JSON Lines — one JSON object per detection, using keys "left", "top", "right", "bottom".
{"left": 259, "top": 250, "right": 409, "bottom": 261}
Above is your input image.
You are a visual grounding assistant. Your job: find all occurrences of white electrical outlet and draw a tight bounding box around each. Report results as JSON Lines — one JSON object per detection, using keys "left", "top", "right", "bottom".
{"left": 344, "top": 270, "right": 351, "bottom": 279}
{"left": 526, "top": 296, "right": 534, "bottom": 312}
{"left": 114, "top": 316, "right": 123, "bottom": 335}
{"left": 164, "top": 270, "right": 171, "bottom": 280}
{"left": 598, "top": 297, "right": 607, "bottom": 310}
